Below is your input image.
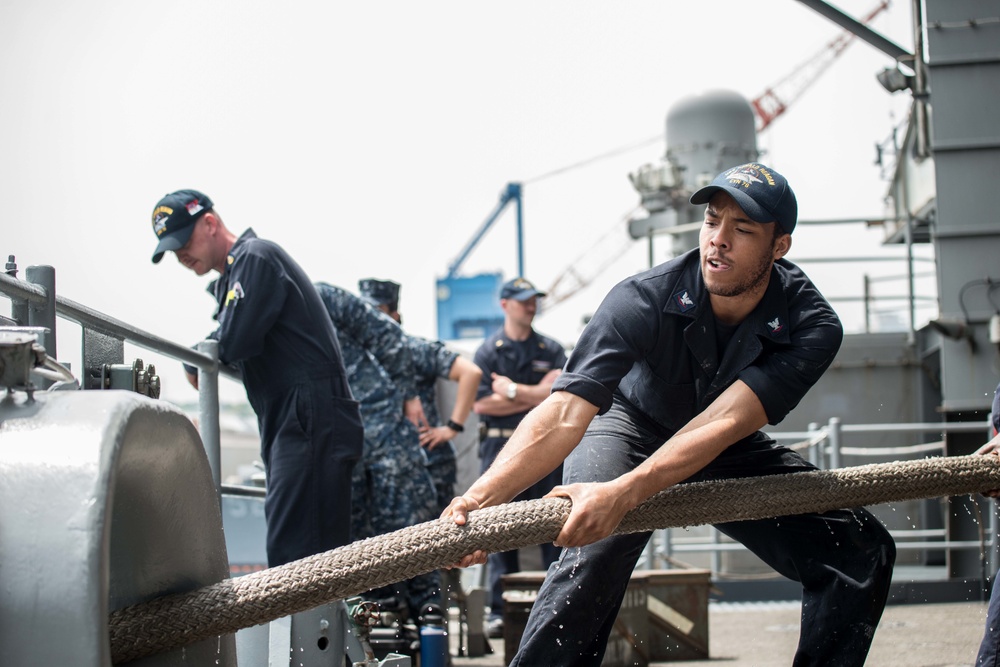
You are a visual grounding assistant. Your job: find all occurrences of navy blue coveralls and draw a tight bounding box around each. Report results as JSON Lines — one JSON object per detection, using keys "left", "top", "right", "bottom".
{"left": 511, "top": 249, "right": 896, "bottom": 666}
{"left": 474, "top": 328, "right": 567, "bottom": 619}
{"left": 207, "top": 229, "right": 362, "bottom": 567}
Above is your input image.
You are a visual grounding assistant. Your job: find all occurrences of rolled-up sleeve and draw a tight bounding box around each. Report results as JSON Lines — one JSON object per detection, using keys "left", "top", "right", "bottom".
{"left": 551, "top": 277, "right": 659, "bottom": 414}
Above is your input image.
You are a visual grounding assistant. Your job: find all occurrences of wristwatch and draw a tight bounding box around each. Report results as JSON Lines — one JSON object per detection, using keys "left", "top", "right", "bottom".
{"left": 446, "top": 419, "right": 465, "bottom": 433}
{"left": 506, "top": 382, "right": 518, "bottom": 400}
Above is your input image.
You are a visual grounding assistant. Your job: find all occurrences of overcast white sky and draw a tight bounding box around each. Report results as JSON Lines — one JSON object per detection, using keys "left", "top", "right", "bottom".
{"left": 0, "top": 0, "right": 929, "bottom": 403}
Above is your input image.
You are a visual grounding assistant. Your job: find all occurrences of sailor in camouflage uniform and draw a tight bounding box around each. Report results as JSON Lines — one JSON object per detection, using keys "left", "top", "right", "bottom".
{"left": 409, "top": 337, "right": 462, "bottom": 508}
{"left": 359, "top": 278, "right": 482, "bottom": 511}
{"left": 314, "top": 282, "right": 440, "bottom": 617}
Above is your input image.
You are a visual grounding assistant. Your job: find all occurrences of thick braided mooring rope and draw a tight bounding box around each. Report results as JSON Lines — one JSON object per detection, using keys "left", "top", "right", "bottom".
{"left": 109, "top": 455, "right": 1000, "bottom": 664}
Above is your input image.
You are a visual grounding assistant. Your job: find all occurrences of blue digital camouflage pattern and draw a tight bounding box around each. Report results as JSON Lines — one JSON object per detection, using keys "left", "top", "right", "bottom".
{"left": 406, "top": 334, "right": 459, "bottom": 511}
{"left": 314, "top": 283, "right": 440, "bottom": 612}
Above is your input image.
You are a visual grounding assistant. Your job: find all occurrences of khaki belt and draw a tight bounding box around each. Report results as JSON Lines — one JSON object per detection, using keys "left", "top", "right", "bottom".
{"left": 485, "top": 428, "right": 516, "bottom": 438}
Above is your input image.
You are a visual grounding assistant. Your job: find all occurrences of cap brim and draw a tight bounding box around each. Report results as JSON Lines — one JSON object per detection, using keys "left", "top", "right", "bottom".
{"left": 509, "top": 290, "right": 546, "bottom": 301}
{"left": 689, "top": 184, "right": 774, "bottom": 225}
{"left": 151, "top": 225, "right": 196, "bottom": 264}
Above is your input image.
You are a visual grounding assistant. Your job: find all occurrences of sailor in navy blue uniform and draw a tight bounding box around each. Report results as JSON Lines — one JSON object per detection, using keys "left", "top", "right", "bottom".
{"left": 446, "top": 164, "right": 896, "bottom": 665}
{"left": 151, "top": 190, "right": 362, "bottom": 568}
{"left": 472, "top": 277, "right": 567, "bottom": 636}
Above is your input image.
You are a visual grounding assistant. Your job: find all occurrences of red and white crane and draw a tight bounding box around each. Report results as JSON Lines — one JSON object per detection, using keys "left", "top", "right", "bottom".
{"left": 751, "top": 0, "right": 891, "bottom": 132}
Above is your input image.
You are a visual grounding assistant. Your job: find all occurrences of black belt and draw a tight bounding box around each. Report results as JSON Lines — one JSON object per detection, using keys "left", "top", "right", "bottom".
{"left": 485, "top": 428, "right": 516, "bottom": 438}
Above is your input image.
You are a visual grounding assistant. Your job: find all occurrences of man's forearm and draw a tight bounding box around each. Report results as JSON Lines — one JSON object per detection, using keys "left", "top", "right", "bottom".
{"left": 614, "top": 379, "right": 768, "bottom": 512}
{"left": 474, "top": 391, "right": 540, "bottom": 416}
{"left": 448, "top": 358, "right": 481, "bottom": 425}
{"left": 506, "top": 381, "right": 552, "bottom": 408}
{"left": 465, "top": 392, "right": 597, "bottom": 508}
{"left": 475, "top": 371, "right": 561, "bottom": 416}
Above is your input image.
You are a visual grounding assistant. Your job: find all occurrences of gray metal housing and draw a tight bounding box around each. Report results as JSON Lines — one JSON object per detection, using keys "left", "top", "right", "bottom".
{"left": 0, "top": 390, "right": 236, "bottom": 666}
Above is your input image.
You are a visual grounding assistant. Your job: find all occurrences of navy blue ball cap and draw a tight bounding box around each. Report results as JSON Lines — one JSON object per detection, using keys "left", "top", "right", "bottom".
{"left": 150, "top": 189, "right": 214, "bottom": 263}
{"left": 500, "top": 277, "right": 546, "bottom": 301}
{"left": 689, "top": 163, "right": 797, "bottom": 234}
{"left": 358, "top": 278, "right": 401, "bottom": 309}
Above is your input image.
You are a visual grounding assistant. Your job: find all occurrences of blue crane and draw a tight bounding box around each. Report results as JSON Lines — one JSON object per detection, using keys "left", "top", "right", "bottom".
{"left": 445, "top": 182, "right": 523, "bottom": 280}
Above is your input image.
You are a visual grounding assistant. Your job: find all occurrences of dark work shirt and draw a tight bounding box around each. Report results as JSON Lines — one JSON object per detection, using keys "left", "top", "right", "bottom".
{"left": 714, "top": 317, "right": 739, "bottom": 361}
{"left": 208, "top": 229, "right": 352, "bottom": 410}
{"left": 552, "top": 248, "right": 843, "bottom": 437}
{"left": 474, "top": 328, "right": 567, "bottom": 430}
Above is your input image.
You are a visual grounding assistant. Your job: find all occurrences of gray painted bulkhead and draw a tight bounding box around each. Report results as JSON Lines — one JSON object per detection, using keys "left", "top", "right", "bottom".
{"left": 920, "top": 0, "right": 1000, "bottom": 580}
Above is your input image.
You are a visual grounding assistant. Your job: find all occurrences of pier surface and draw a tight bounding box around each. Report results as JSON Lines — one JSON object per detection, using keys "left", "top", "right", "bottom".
{"left": 451, "top": 600, "right": 989, "bottom": 667}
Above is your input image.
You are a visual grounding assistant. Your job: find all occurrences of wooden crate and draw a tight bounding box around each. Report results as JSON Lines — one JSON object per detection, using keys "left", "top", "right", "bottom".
{"left": 502, "top": 568, "right": 711, "bottom": 666}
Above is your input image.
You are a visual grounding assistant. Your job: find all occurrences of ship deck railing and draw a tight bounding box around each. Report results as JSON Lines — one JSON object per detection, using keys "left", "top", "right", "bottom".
{"left": 640, "top": 417, "right": 998, "bottom": 588}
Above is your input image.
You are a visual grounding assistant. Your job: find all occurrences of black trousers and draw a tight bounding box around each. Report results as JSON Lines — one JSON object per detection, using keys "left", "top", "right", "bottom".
{"left": 257, "top": 379, "right": 363, "bottom": 567}
{"left": 510, "top": 400, "right": 896, "bottom": 666}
